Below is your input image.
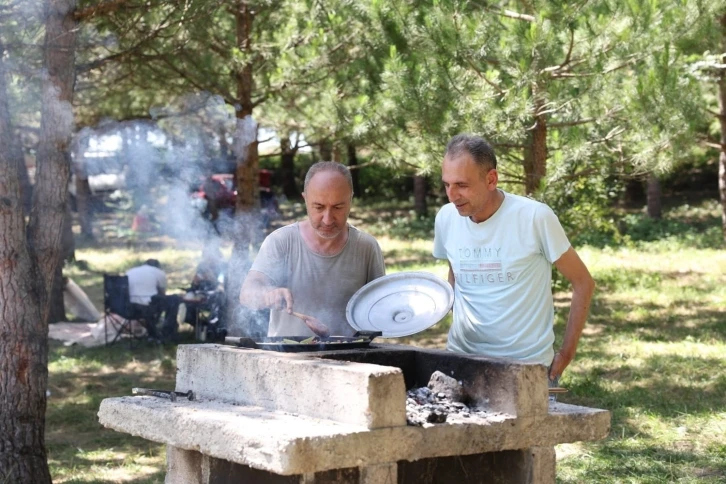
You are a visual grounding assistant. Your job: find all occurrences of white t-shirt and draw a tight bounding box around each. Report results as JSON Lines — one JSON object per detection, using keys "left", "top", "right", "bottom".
{"left": 126, "top": 264, "right": 167, "bottom": 305}
{"left": 433, "top": 191, "right": 571, "bottom": 365}
{"left": 249, "top": 223, "right": 385, "bottom": 337}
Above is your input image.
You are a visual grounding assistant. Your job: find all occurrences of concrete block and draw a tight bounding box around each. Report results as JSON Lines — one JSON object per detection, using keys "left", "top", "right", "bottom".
{"left": 166, "top": 446, "right": 202, "bottom": 484}
{"left": 528, "top": 446, "right": 556, "bottom": 484}
{"left": 175, "top": 344, "right": 406, "bottom": 429}
{"left": 98, "top": 395, "right": 609, "bottom": 476}
{"left": 360, "top": 463, "right": 397, "bottom": 484}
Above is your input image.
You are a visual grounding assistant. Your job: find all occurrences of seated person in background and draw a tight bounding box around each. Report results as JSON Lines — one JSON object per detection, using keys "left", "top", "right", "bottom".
{"left": 191, "top": 244, "right": 226, "bottom": 291}
{"left": 126, "top": 259, "right": 181, "bottom": 342}
{"left": 239, "top": 161, "right": 385, "bottom": 337}
{"left": 183, "top": 244, "right": 227, "bottom": 330}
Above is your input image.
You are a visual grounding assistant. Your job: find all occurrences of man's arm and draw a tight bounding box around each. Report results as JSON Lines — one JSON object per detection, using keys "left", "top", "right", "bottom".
{"left": 157, "top": 272, "right": 167, "bottom": 296}
{"left": 549, "top": 247, "right": 595, "bottom": 380}
{"left": 447, "top": 261, "right": 455, "bottom": 288}
{"left": 239, "top": 270, "right": 294, "bottom": 312}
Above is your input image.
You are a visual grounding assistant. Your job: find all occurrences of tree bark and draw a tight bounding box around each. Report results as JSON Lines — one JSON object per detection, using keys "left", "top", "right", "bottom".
{"left": 347, "top": 143, "right": 361, "bottom": 197}
{"left": 332, "top": 143, "right": 342, "bottom": 163}
{"left": 75, "top": 175, "right": 93, "bottom": 238}
{"left": 646, "top": 173, "right": 662, "bottom": 219}
{"left": 280, "top": 136, "right": 300, "bottom": 199}
{"left": 0, "top": 45, "right": 53, "bottom": 484}
{"left": 0, "top": 0, "right": 79, "bottom": 474}
{"left": 719, "top": 13, "right": 726, "bottom": 244}
{"left": 14, "top": 138, "right": 33, "bottom": 214}
{"left": 228, "top": 0, "right": 261, "bottom": 337}
{"left": 523, "top": 96, "right": 548, "bottom": 195}
{"left": 413, "top": 175, "right": 427, "bottom": 217}
{"left": 72, "top": 133, "right": 94, "bottom": 238}
{"left": 319, "top": 139, "right": 332, "bottom": 161}
{"left": 27, "top": 0, "right": 77, "bottom": 324}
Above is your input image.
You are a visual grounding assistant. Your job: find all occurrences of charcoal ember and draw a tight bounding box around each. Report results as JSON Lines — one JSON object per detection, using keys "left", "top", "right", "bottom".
{"left": 426, "top": 409, "right": 448, "bottom": 423}
{"left": 406, "top": 384, "right": 480, "bottom": 426}
{"left": 411, "top": 387, "right": 434, "bottom": 404}
{"left": 427, "top": 370, "right": 465, "bottom": 403}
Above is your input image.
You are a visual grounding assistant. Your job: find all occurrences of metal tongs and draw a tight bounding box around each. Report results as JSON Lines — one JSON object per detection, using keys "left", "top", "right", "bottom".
{"left": 132, "top": 387, "right": 195, "bottom": 402}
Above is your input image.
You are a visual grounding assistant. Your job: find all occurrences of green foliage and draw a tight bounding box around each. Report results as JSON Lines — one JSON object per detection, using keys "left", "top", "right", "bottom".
{"left": 365, "top": 210, "right": 435, "bottom": 240}
{"left": 572, "top": 199, "right": 723, "bottom": 250}
{"left": 356, "top": 162, "right": 413, "bottom": 200}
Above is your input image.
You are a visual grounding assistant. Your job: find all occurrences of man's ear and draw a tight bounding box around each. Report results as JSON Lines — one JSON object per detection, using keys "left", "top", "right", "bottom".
{"left": 487, "top": 169, "right": 499, "bottom": 190}
{"left": 301, "top": 191, "right": 307, "bottom": 202}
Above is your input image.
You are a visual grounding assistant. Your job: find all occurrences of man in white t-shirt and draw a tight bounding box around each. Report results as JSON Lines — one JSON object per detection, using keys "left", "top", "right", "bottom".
{"left": 433, "top": 134, "right": 595, "bottom": 383}
{"left": 239, "top": 162, "right": 385, "bottom": 337}
{"left": 126, "top": 259, "right": 181, "bottom": 342}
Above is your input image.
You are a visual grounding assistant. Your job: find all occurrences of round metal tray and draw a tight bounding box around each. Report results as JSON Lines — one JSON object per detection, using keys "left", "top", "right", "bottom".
{"left": 346, "top": 271, "right": 454, "bottom": 338}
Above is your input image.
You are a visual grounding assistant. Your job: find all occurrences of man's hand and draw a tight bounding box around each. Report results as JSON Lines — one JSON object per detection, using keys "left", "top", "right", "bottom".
{"left": 548, "top": 349, "right": 573, "bottom": 381}
{"left": 264, "top": 287, "right": 294, "bottom": 312}
{"left": 240, "top": 270, "right": 292, "bottom": 311}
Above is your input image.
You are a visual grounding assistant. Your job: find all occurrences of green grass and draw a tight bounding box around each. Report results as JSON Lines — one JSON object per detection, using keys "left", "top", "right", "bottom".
{"left": 47, "top": 200, "right": 726, "bottom": 482}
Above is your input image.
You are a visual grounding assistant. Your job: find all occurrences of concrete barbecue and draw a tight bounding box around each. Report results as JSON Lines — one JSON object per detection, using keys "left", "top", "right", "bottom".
{"left": 98, "top": 343, "right": 610, "bottom": 483}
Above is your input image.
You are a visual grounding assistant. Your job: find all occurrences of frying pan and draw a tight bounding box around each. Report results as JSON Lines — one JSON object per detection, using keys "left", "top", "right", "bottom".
{"left": 224, "top": 331, "right": 382, "bottom": 352}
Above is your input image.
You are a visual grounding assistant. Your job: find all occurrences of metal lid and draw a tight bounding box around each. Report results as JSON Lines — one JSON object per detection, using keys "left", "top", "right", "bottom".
{"left": 346, "top": 271, "right": 454, "bottom": 338}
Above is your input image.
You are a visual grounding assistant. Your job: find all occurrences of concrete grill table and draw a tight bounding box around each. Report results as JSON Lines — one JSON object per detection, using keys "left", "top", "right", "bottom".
{"left": 98, "top": 343, "right": 610, "bottom": 483}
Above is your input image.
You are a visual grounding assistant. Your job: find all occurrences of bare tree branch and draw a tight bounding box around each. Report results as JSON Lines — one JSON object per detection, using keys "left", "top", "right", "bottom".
{"left": 489, "top": 7, "right": 535, "bottom": 22}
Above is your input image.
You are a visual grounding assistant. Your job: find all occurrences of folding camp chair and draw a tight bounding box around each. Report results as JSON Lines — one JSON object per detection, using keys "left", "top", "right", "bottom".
{"left": 103, "top": 274, "right": 153, "bottom": 347}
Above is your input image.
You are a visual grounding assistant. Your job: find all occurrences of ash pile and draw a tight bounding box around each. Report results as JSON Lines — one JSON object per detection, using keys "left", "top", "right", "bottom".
{"left": 406, "top": 370, "right": 501, "bottom": 427}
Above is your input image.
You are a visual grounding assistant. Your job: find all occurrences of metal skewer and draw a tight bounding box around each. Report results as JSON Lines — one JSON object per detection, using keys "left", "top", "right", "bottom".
{"left": 132, "top": 388, "right": 195, "bottom": 401}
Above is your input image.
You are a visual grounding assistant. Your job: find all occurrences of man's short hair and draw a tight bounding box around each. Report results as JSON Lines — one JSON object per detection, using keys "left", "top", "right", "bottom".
{"left": 445, "top": 134, "right": 497, "bottom": 171}
{"left": 304, "top": 161, "right": 354, "bottom": 195}
{"left": 145, "top": 259, "right": 161, "bottom": 268}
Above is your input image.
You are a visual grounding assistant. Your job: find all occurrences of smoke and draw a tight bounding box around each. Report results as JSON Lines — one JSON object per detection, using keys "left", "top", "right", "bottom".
{"left": 232, "top": 115, "right": 258, "bottom": 162}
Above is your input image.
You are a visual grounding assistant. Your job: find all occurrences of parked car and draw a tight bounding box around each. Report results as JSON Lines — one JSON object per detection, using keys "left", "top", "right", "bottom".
{"left": 190, "top": 172, "right": 280, "bottom": 227}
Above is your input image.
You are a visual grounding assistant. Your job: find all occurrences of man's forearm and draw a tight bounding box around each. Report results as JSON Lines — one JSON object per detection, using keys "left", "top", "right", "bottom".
{"left": 559, "top": 278, "right": 595, "bottom": 360}
{"left": 239, "top": 272, "right": 272, "bottom": 309}
{"left": 239, "top": 283, "right": 270, "bottom": 309}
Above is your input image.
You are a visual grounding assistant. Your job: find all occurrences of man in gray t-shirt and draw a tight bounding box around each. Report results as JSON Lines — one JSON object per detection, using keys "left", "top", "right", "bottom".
{"left": 239, "top": 162, "right": 385, "bottom": 337}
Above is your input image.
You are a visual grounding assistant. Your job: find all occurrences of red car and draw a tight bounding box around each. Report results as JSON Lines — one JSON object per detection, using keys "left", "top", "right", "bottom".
{"left": 191, "top": 171, "right": 279, "bottom": 223}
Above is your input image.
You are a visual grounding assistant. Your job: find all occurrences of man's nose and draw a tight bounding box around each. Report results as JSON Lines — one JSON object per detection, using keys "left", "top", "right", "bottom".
{"left": 446, "top": 186, "right": 457, "bottom": 201}
{"left": 322, "top": 209, "right": 333, "bottom": 224}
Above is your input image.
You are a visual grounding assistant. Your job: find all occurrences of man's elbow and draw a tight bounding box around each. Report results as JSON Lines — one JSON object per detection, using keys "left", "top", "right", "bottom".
{"left": 580, "top": 273, "right": 596, "bottom": 298}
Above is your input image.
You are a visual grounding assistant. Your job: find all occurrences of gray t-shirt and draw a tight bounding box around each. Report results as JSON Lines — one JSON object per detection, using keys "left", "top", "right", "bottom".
{"left": 249, "top": 223, "right": 385, "bottom": 337}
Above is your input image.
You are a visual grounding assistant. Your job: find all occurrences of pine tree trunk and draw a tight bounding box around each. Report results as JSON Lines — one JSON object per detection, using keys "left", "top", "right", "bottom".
{"left": 228, "top": 0, "right": 260, "bottom": 337}
{"left": 75, "top": 175, "right": 93, "bottom": 238}
{"left": 413, "top": 175, "right": 427, "bottom": 217}
{"left": 0, "top": 43, "right": 53, "bottom": 484}
{"left": 646, "top": 173, "right": 662, "bottom": 219}
{"left": 0, "top": 0, "right": 76, "bottom": 479}
{"left": 719, "top": 13, "right": 726, "bottom": 244}
{"left": 319, "top": 139, "right": 333, "bottom": 161}
{"left": 347, "top": 143, "right": 361, "bottom": 197}
{"left": 523, "top": 100, "right": 548, "bottom": 195}
{"left": 280, "top": 137, "right": 300, "bottom": 199}
{"left": 15, "top": 140, "right": 32, "bottom": 214}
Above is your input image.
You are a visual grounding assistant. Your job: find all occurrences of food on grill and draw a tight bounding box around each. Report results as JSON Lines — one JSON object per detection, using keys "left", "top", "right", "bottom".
{"left": 276, "top": 337, "right": 367, "bottom": 345}
{"left": 291, "top": 311, "right": 331, "bottom": 337}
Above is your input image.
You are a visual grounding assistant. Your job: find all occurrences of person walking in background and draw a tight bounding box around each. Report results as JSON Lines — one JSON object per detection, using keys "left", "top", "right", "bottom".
{"left": 239, "top": 162, "right": 385, "bottom": 337}
{"left": 433, "top": 134, "right": 595, "bottom": 384}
